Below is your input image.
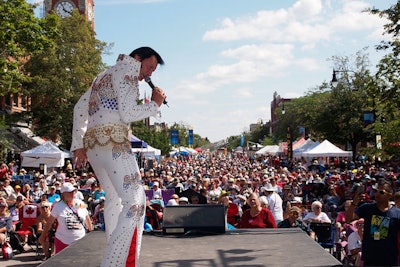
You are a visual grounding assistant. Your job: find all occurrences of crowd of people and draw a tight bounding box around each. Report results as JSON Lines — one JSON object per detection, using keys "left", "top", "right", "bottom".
{"left": 0, "top": 150, "right": 400, "bottom": 265}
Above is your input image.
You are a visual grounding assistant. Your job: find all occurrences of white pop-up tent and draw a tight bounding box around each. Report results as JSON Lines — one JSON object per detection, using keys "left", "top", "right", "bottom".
{"left": 21, "top": 141, "right": 73, "bottom": 168}
{"left": 132, "top": 145, "right": 161, "bottom": 158}
{"left": 293, "top": 139, "right": 320, "bottom": 158}
{"left": 255, "top": 145, "right": 280, "bottom": 155}
{"left": 302, "top": 139, "right": 352, "bottom": 158}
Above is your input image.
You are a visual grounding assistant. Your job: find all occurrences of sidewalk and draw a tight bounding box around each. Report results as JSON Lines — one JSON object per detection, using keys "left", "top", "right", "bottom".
{"left": 0, "top": 247, "right": 42, "bottom": 267}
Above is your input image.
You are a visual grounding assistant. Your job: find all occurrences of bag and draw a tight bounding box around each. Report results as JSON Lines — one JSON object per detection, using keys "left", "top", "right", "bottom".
{"left": 9, "top": 231, "right": 25, "bottom": 252}
{"left": 2, "top": 242, "right": 13, "bottom": 260}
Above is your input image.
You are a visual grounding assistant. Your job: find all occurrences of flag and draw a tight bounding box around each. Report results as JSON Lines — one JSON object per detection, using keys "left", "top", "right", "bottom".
{"left": 188, "top": 130, "right": 193, "bottom": 146}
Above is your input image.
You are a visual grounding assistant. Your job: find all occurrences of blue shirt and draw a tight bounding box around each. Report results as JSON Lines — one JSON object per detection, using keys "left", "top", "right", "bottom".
{"left": 48, "top": 193, "right": 61, "bottom": 203}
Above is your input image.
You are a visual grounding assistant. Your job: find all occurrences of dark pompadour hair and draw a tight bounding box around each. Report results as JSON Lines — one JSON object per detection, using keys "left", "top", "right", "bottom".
{"left": 129, "top": 47, "right": 164, "bottom": 65}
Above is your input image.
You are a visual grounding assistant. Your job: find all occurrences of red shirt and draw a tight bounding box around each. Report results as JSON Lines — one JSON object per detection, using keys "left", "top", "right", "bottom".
{"left": 239, "top": 207, "right": 277, "bottom": 228}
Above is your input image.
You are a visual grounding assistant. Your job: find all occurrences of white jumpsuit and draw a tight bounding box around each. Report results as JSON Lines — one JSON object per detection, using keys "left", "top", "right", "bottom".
{"left": 71, "top": 54, "right": 159, "bottom": 267}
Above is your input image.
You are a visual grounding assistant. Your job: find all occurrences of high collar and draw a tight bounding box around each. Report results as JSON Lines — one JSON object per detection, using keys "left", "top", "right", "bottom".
{"left": 116, "top": 54, "right": 139, "bottom": 66}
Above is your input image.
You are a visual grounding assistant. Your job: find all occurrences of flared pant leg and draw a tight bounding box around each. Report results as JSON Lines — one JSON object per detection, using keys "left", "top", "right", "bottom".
{"left": 87, "top": 143, "right": 145, "bottom": 267}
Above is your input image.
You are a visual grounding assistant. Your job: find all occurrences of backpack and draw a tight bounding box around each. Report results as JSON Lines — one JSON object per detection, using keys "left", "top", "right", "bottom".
{"left": 8, "top": 231, "right": 25, "bottom": 253}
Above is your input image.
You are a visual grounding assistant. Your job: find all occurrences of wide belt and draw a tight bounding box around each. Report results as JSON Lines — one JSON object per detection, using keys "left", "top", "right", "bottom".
{"left": 83, "top": 124, "right": 130, "bottom": 149}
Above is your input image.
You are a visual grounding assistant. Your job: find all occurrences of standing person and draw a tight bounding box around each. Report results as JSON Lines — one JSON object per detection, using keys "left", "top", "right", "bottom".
{"left": 346, "top": 179, "right": 400, "bottom": 266}
{"left": 239, "top": 193, "right": 277, "bottom": 228}
{"left": 36, "top": 201, "right": 54, "bottom": 260}
{"left": 263, "top": 184, "right": 284, "bottom": 224}
{"left": 71, "top": 47, "right": 166, "bottom": 267}
{"left": 39, "top": 183, "right": 92, "bottom": 254}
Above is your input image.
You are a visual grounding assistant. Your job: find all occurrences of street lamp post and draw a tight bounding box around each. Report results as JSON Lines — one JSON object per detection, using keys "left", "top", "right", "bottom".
{"left": 331, "top": 68, "right": 356, "bottom": 88}
{"left": 281, "top": 103, "right": 292, "bottom": 161}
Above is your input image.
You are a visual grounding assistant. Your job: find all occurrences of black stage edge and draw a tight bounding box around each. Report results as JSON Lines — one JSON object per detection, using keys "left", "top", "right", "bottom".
{"left": 39, "top": 229, "right": 342, "bottom": 267}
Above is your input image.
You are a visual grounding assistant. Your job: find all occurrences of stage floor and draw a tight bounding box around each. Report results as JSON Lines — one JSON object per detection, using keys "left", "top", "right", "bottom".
{"left": 39, "top": 229, "right": 342, "bottom": 267}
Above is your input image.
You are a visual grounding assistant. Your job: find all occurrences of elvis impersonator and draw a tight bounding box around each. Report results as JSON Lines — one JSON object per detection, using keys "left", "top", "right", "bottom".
{"left": 71, "top": 47, "right": 166, "bottom": 267}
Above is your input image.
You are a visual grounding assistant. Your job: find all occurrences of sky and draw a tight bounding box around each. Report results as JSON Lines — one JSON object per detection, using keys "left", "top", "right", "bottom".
{"left": 31, "top": 0, "right": 396, "bottom": 143}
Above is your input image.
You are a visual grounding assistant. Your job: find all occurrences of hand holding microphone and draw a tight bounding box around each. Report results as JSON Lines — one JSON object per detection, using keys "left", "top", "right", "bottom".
{"left": 144, "top": 77, "right": 168, "bottom": 107}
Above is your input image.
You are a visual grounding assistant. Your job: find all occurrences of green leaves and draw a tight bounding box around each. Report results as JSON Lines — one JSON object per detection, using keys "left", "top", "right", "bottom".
{"left": 22, "top": 10, "right": 106, "bottom": 148}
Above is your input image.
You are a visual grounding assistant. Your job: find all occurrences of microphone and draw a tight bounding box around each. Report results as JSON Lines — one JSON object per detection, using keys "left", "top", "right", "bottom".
{"left": 144, "top": 77, "right": 168, "bottom": 106}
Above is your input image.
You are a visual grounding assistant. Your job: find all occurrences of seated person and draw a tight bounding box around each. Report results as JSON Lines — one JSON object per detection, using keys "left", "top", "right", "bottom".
{"left": 178, "top": 197, "right": 189, "bottom": 205}
{"left": 9, "top": 196, "right": 25, "bottom": 230}
{"left": 145, "top": 198, "right": 163, "bottom": 231}
{"left": 151, "top": 181, "right": 162, "bottom": 200}
{"left": 166, "top": 194, "right": 179, "bottom": 206}
{"left": 190, "top": 195, "right": 200, "bottom": 204}
{"left": 92, "top": 199, "right": 105, "bottom": 229}
{"left": 335, "top": 200, "right": 353, "bottom": 240}
{"left": 303, "top": 200, "right": 331, "bottom": 239}
{"left": 88, "top": 183, "right": 105, "bottom": 213}
{"left": 239, "top": 193, "right": 277, "bottom": 229}
{"left": 0, "top": 200, "right": 12, "bottom": 246}
{"left": 347, "top": 218, "right": 364, "bottom": 266}
{"left": 47, "top": 186, "right": 61, "bottom": 203}
{"left": 278, "top": 206, "right": 303, "bottom": 228}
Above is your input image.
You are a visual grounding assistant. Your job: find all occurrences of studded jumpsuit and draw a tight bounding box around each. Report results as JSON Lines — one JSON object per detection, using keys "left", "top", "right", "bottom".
{"left": 71, "top": 54, "right": 159, "bottom": 267}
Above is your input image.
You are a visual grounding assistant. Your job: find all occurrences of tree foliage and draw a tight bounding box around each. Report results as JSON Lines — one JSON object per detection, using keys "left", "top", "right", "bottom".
{"left": 273, "top": 49, "right": 377, "bottom": 158}
{"left": 131, "top": 121, "right": 171, "bottom": 155}
{"left": 369, "top": 3, "right": 400, "bottom": 156}
{"left": 169, "top": 121, "right": 210, "bottom": 148}
{"left": 21, "top": 10, "right": 107, "bottom": 148}
{"left": 0, "top": 0, "right": 56, "bottom": 96}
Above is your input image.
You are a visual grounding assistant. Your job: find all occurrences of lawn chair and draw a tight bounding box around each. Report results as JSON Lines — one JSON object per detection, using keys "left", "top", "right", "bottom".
{"left": 15, "top": 204, "right": 40, "bottom": 258}
{"left": 310, "top": 222, "right": 335, "bottom": 254}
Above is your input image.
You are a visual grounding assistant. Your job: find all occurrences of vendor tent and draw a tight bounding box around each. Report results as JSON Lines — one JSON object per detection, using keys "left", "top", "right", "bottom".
{"left": 130, "top": 135, "right": 148, "bottom": 148}
{"left": 293, "top": 139, "right": 320, "bottom": 158}
{"left": 169, "top": 146, "right": 197, "bottom": 156}
{"left": 255, "top": 145, "right": 280, "bottom": 155}
{"left": 132, "top": 145, "right": 161, "bottom": 158}
{"left": 302, "top": 140, "right": 352, "bottom": 158}
{"left": 21, "top": 141, "right": 72, "bottom": 168}
{"left": 292, "top": 137, "right": 307, "bottom": 150}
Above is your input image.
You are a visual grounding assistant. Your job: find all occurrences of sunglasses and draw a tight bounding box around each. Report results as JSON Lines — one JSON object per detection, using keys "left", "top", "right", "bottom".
{"left": 374, "top": 189, "right": 390, "bottom": 195}
{"left": 42, "top": 206, "right": 50, "bottom": 209}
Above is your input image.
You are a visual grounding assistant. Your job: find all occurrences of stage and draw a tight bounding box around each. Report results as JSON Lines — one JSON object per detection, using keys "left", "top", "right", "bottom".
{"left": 39, "top": 229, "right": 342, "bottom": 267}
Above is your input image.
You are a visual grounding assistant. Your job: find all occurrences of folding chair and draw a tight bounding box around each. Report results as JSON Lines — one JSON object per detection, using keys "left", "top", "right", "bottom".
{"left": 15, "top": 204, "right": 40, "bottom": 258}
{"left": 310, "top": 222, "right": 335, "bottom": 254}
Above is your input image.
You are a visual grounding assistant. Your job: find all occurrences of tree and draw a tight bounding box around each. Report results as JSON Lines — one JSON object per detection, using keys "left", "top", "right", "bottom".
{"left": 131, "top": 121, "right": 171, "bottom": 155}
{"left": 22, "top": 10, "right": 107, "bottom": 148}
{"left": 275, "top": 50, "right": 376, "bottom": 159}
{"left": 168, "top": 121, "right": 209, "bottom": 148}
{"left": 249, "top": 122, "right": 270, "bottom": 145}
{"left": 369, "top": 3, "right": 400, "bottom": 155}
{"left": 0, "top": 0, "right": 55, "bottom": 96}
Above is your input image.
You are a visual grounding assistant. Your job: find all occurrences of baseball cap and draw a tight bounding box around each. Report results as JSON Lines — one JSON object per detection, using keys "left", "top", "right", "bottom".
{"left": 60, "top": 182, "right": 77, "bottom": 193}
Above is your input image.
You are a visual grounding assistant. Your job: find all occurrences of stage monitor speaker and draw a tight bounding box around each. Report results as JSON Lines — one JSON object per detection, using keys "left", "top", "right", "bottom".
{"left": 162, "top": 204, "right": 226, "bottom": 235}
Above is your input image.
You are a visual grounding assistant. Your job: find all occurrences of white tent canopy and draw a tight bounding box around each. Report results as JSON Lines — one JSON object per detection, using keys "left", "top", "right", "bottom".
{"left": 293, "top": 139, "right": 320, "bottom": 158}
{"left": 21, "top": 141, "right": 73, "bottom": 168}
{"left": 302, "top": 139, "right": 352, "bottom": 158}
{"left": 255, "top": 145, "right": 280, "bottom": 155}
{"left": 132, "top": 145, "right": 161, "bottom": 158}
{"left": 169, "top": 146, "right": 198, "bottom": 156}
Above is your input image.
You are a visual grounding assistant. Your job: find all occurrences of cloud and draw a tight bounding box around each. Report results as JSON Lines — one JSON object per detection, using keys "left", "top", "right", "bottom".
{"left": 187, "top": 0, "right": 387, "bottom": 97}
{"left": 168, "top": 0, "right": 390, "bottom": 141}
{"left": 203, "top": 0, "right": 330, "bottom": 44}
